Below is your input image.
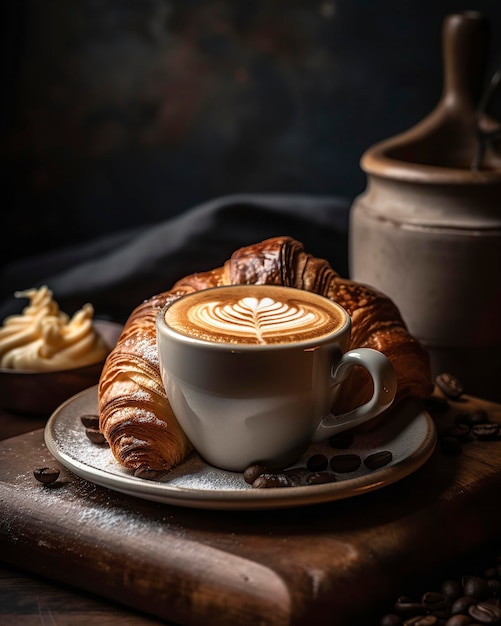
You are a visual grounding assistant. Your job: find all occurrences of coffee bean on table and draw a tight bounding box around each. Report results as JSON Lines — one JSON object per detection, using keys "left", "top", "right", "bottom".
{"left": 468, "top": 601, "right": 501, "bottom": 622}
{"left": 462, "top": 576, "right": 491, "bottom": 600}
{"left": 472, "top": 423, "right": 500, "bottom": 440}
{"left": 378, "top": 543, "right": 501, "bottom": 626}
{"left": 441, "top": 578, "right": 462, "bottom": 601}
{"left": 435, "top": 373, "right": 464, "bottom": 399}
{"left": 421, "top": 591, "right": 447, "bottom": 612}
{"left": 393, "top": 596, "right": 424, "bottom": 617}
{"left": 487, "top": 578, "right": 501, "bottom": 596}
{"left": 329, "top": 453, "right": 361, "bottom": 473}
{"left": 364, "top": 450, "right": 393, "bottom": 470}
{"left": 33, "top": 467, "right": 60, "bottom": 484}
{"left": 450, "top": 595, "right": 476, "bottom": 615}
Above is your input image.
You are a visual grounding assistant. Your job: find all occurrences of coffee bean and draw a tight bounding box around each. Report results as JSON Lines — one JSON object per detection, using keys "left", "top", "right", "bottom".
{"left": 283, "top": 467, "right": 311, "bottom": 486}
{"left": 394, "top": 597, "right": 425, "bottom": 617}
{"left": 85, "top": 428, "right": 107, "bottom": 445}
{"left": 252, "top": 473, "right": 292, "bottom": 488}
{"left": 33, "top": 467, "right": 60, "bottom": 484}
{"left": 451, "top": 596, "right": 476, "bottom": 615}
{"left": 80, "top": 413, "right": 100, "bottom": 429}
{"left": 329, "top": 453, "right": 361, "bottom": 473}
{"left": 376, "top": 545, "right": 501, "bottom": 625}
{"left": 364, "top": 450, "right": 393, "bottom": 470}
{"left": 328, "top": 430, "right": 355, "bottom": 449}
{"left": 421, "top": 591, "right": 448, "bottom": 611}
{"left": 441, "top": 579, "right": 463, "bottom": 601}
{"left": 306, "top": 453, "right": 328, "bottom": 472}
{"left": 244, "top": 464, "right": 269, "bottom": 485}
{"left": 435, "top": 373, "right": 464, "bottom": 399}
{"left": 306, "top": 471, "right": 337, "bottom": 485}
{"left": 487, "top": 579, "right": 501, "bottom": 597}
{"left": 472, "top": 423, "right": 500, "bottom": 441}
{"left": 468, "top": 601, "right": 501, "bottom": 622}
{"left": 463, "top": 576, "right": 491, "bottom": 601}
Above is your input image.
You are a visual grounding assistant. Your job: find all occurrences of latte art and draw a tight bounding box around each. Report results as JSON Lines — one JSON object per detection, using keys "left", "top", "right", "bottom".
{"left": 193, "top": 296, "right": 319, "bottom": 344}
{"left": 165, "top": 285, "right": 346, "bottom": 345}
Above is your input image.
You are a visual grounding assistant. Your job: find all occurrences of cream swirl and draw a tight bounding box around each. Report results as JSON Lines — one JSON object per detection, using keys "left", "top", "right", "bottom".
{"left": 0, "top": 286, "right": 111, "bottom": 370}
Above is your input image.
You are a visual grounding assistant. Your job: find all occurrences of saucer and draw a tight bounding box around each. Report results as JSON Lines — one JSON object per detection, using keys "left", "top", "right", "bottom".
{"left": 44, "top": 386, "right": 436, "bottom": 510}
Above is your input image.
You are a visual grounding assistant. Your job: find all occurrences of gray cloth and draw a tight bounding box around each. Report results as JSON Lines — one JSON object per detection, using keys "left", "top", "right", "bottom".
{"left": 0, "top": 193, "right": 350, "bottom": 323}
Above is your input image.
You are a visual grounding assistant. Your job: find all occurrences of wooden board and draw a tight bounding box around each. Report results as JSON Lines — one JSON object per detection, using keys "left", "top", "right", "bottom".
{"left": 1, "top": 394, "right": 501, "bottom": 626}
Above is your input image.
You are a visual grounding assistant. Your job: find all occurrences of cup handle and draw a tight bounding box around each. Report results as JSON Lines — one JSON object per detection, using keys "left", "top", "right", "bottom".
{"left": 311, "top": 348, "right": 397, "bottom": 442}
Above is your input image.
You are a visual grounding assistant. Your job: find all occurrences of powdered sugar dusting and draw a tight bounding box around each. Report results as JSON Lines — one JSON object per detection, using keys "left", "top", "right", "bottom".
{"left": 42, "top": 386, "right": 436, "bottom": 510}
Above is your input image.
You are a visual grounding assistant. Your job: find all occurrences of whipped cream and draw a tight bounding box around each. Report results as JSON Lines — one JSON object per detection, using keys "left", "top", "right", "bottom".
{"left": 0, "top": 286, "right": 110, "bottom": 371}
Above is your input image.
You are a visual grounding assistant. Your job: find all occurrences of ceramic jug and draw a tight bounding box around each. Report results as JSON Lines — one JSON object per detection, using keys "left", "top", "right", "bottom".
{"left": 349, "top": 12, "right": 501, "bottom": 401}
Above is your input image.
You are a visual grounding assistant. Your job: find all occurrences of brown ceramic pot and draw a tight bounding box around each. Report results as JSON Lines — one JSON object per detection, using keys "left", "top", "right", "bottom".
{"left": 349, "top": 12, "right": 501, "bottom": 401}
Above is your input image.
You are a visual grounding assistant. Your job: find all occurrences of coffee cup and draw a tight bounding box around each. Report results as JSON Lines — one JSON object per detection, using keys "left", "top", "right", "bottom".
{"left": 156, "top": 284, "right": 397, "bottom": 472}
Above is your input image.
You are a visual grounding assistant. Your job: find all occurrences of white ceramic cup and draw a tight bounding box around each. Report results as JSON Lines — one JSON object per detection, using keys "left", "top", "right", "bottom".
{"left": 156, "top": 284, "right": 397, "bottom": 472}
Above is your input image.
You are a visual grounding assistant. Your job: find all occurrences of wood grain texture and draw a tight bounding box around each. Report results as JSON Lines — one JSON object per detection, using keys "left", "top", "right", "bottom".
{"left": 1, "top": 394, "right": 501, "bottom": 625}
{"left": 0, "top": 564, "right": 165, "bottom": 626}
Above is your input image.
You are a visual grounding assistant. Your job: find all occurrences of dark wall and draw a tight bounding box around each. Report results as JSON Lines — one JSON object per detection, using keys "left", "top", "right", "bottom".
{"left": 2, "top": 0, "right": 501, "bottom": 268}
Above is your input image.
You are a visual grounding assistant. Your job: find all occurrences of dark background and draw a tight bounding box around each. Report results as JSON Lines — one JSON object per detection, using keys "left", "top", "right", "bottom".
{"left": 2, "top": 0, "right": 501, "bottom": 274}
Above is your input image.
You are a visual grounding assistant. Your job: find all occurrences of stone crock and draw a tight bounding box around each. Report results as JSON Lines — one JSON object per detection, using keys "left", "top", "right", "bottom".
{"left": 349, "top": 12, "right": 501, "bottom": 401}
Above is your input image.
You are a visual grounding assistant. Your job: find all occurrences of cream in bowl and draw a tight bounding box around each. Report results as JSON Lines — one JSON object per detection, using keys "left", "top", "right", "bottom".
{"left": 0, "top": 286, "right": 121, "bottom": 415}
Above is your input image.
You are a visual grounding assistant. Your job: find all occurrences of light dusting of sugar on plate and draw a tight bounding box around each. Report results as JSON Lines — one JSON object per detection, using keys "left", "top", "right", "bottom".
{"left": 43, "top": 388, "right": 435, "bottom": 508}
{"left": 49, "top": 393, "right": 250, "bottom": 491}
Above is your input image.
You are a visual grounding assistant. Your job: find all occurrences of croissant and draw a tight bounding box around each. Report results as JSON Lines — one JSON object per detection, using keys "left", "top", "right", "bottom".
{"left": 98, "top": 236, "right": 433, "bottom": 474}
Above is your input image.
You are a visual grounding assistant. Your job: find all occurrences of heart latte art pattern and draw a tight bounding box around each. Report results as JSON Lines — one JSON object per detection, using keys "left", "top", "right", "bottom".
{"left": 188, "top": 296, "right": 335, "bottom": 344}
{"left": 164, "top": 286, "right": 346, "bottom": 345}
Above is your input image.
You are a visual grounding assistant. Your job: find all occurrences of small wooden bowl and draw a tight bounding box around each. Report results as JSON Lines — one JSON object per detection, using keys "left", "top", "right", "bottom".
{"left": 0, "top": 320, "right": 122, "bottom": 416}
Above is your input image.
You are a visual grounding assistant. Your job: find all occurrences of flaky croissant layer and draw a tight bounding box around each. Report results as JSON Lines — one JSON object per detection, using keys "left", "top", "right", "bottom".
{"left": 98, "top": 236, "right": 433, "bottom": 473}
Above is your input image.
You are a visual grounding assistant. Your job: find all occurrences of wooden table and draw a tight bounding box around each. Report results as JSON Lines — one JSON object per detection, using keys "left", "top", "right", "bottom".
{"left": 2, "top": 393, "right": 501, "bottom": 626}
{"left": 0, "top": 410, "right": 167, "bottom": 626}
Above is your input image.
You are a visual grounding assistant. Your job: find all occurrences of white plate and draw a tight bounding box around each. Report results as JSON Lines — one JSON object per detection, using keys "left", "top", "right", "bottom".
{"left": 44, "top": 386, "right": 437, "bottom": 511}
